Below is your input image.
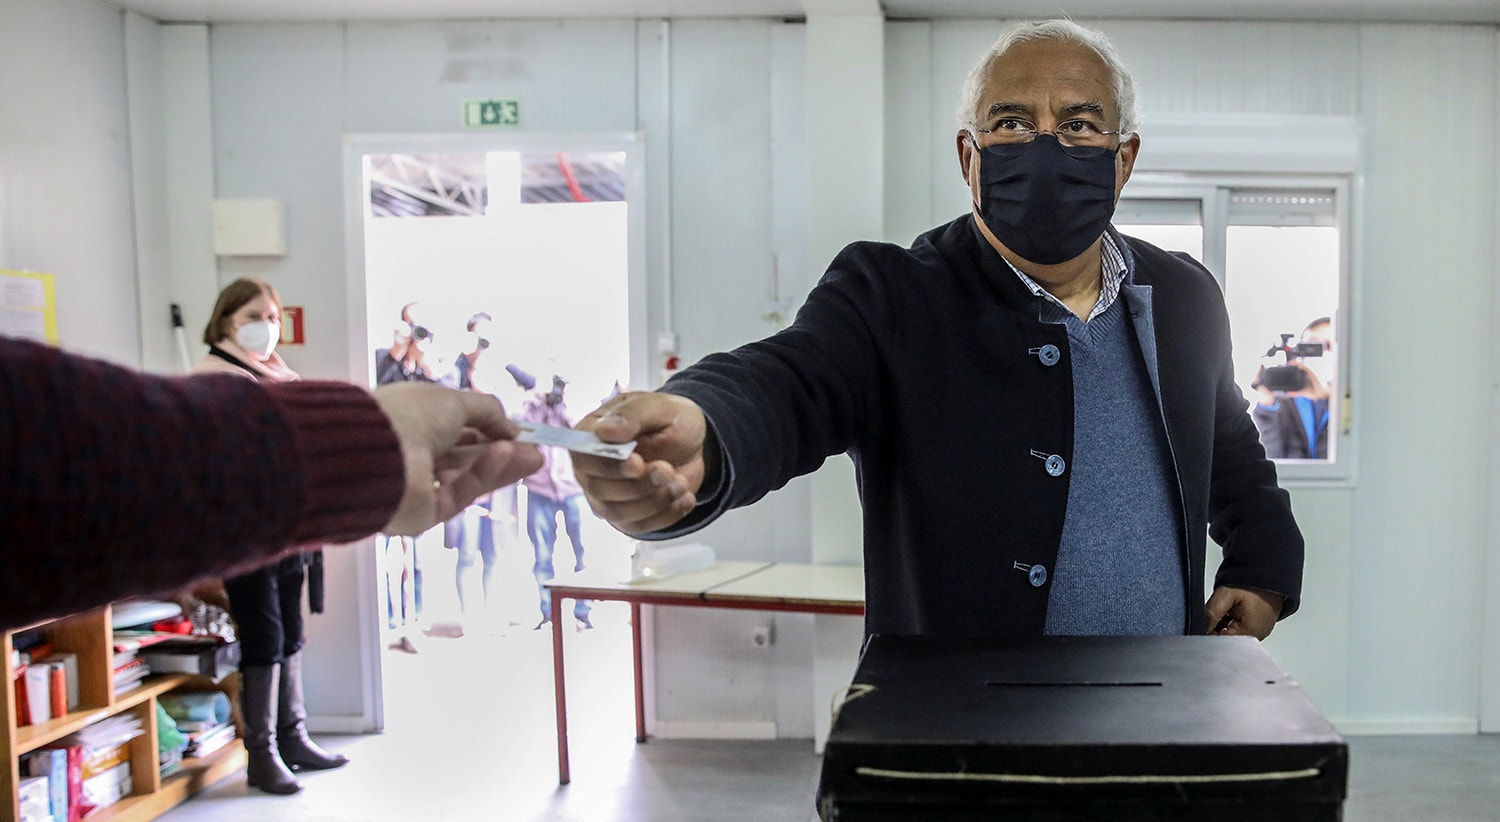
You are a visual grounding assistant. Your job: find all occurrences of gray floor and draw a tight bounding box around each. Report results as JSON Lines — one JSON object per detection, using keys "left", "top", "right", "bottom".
{"left": 156, "top": 723, "right": 1500, "bottom": 821}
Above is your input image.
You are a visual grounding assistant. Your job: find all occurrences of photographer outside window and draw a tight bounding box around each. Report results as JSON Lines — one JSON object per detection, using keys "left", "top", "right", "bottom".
{"left": 1251, "top": 317, "right": 1335, "bottom": 460}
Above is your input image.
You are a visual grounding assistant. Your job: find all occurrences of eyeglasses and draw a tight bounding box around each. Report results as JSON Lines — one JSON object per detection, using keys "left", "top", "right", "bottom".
{"left": 969, "top": 118, "right": 1125, "bottom": 153}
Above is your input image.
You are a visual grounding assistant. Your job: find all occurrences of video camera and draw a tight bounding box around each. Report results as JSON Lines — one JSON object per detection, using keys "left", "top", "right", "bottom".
{"left": 1260, "top": 333, "right": 1325, "bottom": 392}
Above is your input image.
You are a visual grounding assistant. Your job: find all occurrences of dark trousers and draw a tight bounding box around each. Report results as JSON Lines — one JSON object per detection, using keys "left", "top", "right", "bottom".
{"left": 226, "top": 556, "right": 307, "bottom": 665}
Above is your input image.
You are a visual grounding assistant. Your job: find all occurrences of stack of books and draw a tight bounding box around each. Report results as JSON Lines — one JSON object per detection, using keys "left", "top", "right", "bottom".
{"left": 111, "top": 649, "right": 148, "bottom": 696}
{"left": 181, "top": 720, "right": 237, "bottom": 759}
{"left": 138, "top": 636, "right": 241, "bottom": 682}
{"left": 159, "top": 743, "right": 185, "bottom": 779}
{"left": 110, "top": 631, "right": 176, "bottom": 696}
{"left": 160, "top": 691, "right": 238, "bottom": 760}
{"left": 21, "top": 714, "right": 145, "bottom": 819}
{"left": 17, "top": 774, "right": 50, "bottom": 822}
{"left": 19, "top": 748, "right": 71, "bottom": 822}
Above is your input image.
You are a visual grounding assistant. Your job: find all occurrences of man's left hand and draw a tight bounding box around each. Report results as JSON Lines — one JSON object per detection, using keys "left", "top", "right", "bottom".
{"left": 1205, "top": 586, "right": 1286, "bottom": 640}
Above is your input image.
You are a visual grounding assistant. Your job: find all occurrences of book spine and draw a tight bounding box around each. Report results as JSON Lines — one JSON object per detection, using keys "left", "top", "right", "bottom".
{"left": 49, "top": 662, "right": 67, "bottom": 718}
{"left": 66, "top": 745, "right": 85, "bottom": 822}
{"left": 15, "top": 663, "right": 31, "bottom": 726}
{"left": 25, "top": 663, "right": 53, "bottom": 724}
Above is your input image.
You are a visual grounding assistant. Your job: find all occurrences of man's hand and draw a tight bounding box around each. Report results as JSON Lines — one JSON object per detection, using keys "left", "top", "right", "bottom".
{"left": 1205, "top": 586, "right": 1286, "bottom": 640}
{"left": 573, "top": 391, "right": 707, "bottom": 535}
{"left": 375, "top": 383, "right": 543, "bottom": 535}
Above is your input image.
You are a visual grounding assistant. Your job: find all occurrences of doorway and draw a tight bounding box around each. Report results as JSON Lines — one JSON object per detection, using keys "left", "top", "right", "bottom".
{"left": 343, "top": 133, "right": 648, "bottom": 746}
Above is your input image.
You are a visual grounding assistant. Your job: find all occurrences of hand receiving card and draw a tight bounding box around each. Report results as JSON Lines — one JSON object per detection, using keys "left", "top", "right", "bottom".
{"left": 515, "top": 421, "right": 637, "bottom": 460}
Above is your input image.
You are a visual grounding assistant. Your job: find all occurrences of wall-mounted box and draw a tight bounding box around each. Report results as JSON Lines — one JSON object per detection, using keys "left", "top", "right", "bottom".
{"left": 212, "top": 198, "right": 286, "bottom": 256}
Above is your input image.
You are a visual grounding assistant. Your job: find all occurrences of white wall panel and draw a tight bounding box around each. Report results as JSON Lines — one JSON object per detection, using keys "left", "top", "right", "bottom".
{"left": 768, "top": 21, "right": 816, "bottom": 739}
{"left": 0, "top": 0, "right": 139, "bottom": 365}
{"left": 1347, "top": 24, "right": 1494, "bottom": 730}
{"left": 647, "top": 18, "right": 784, "bottom": 728}
{"left": 1484, "top": 24, "right": 1500, "bottom": 736}
{"left": 125, "top": 13, "right": 173, "bottom": 374}
{"left": 1261, "top": 489, "right": 1354, "bottom": 723}
{"left": 666, "top": 19, "right": 777, "bottom": 368}
{"left": 1103, "top": 20, "right": 1360, "bottom": 119}
{"left": 658, "top": 19, "right": 796, "bottom": 568}
{"left": 884, "top": 21, "right": 934, "bottom": 246}
{"left": 126, "top": 20, "right": 217, "bottom": 377}
{"left": 345, "top": 21, "right": 638, "bottom": 134}
{"left": 212, "top": 24, "right": 350, "bottom": 379}
{"left": 159, "top": 26, "right": 219, "bottom": 374}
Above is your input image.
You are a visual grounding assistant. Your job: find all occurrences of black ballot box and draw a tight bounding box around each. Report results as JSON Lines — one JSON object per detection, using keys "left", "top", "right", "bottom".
{"left": 818, "top": 635, "right": 1347, "bottom": 821}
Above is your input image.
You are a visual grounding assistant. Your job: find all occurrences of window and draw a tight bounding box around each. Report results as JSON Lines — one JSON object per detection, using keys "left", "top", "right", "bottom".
{"left": 1117, "top": 175, "right": 1351, "bottom": 480}
{"left": 366, "top": 151, "right": 626, "bottom": 218}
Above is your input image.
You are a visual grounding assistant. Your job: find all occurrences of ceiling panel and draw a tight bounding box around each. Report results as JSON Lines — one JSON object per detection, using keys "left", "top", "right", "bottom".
{"left": 107, "top": 0, "right": 1500, "bottom": 25}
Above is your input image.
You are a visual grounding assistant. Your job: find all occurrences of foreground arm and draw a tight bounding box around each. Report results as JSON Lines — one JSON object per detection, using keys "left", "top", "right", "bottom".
{"left": 0, "top": 339, "right": 539, "bottom": 629}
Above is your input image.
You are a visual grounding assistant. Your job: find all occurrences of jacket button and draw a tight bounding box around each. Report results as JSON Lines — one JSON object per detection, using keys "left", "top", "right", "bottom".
{"left": 1028, "top": 344, "right": 1062, "bottom": 367}
{"left": 1029, "top": 565, "right": 1048, "bottom": 587}
{"left": 1044, "top": 454, "right": 1065, "bottom": 476}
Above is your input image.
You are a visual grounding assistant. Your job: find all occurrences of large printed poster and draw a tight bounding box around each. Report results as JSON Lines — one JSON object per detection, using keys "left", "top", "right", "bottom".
{"left": 0, "top": 269, "right": 57, "bottom": 343}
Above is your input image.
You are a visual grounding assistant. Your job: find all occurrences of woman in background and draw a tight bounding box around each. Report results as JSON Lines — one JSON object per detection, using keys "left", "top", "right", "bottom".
{"left": 195, "top": 278, "right": 350, "bottom": 795}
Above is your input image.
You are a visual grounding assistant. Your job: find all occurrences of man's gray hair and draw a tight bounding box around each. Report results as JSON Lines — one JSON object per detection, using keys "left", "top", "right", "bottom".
{"left": 956, "top": 19, "right": 1139, "bottom": 138}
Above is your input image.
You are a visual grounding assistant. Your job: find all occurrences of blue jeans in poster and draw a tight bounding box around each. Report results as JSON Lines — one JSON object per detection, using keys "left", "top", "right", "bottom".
{"left": 527, "top": 492, "right": 591, "bottom": 624}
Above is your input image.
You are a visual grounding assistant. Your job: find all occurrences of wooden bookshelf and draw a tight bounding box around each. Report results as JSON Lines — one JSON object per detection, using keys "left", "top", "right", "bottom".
{"left": 3, "top": 606, "right": 244, "bottom": 821}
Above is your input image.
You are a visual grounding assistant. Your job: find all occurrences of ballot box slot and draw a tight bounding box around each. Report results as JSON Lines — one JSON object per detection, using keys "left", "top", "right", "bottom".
{"left": 986, "top": 680, "right": 1163, "bottom": 687}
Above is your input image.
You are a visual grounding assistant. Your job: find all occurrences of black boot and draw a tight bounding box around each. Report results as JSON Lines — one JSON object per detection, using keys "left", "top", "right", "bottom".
{"left": 241, "top": 663, "right": 302, "bottom": 795}
{"left": 276, "top": 651, "right": 350, "bottom": 772}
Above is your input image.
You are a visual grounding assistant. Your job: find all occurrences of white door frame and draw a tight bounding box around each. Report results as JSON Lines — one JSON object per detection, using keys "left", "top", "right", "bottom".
{"left": 341, "top": 130, "right": 650, "bottom": 730}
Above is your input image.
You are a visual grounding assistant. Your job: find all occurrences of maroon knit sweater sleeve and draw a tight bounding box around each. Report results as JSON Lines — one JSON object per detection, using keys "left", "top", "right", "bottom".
{"left": 0, "top": 339, "right": 403, "bottom": 629}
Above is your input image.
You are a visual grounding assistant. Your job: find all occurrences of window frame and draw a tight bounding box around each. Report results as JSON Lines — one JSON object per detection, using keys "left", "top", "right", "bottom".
{"left": 1120, "top": 172, "right": 1357, "bottom": 485}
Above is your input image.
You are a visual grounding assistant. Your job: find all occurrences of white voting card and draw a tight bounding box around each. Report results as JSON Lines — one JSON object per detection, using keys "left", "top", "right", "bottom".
{"left": 515, "top": 420, "right": 637, "bottom": 460}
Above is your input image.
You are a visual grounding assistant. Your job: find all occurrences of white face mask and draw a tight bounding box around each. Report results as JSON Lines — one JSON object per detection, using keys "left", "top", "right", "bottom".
{"left": 235, "top": 319, "right": 280, "bottom": 359}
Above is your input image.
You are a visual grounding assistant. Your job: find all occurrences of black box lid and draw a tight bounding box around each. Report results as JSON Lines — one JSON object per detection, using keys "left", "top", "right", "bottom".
{"left": 820, "top": 635, "right": 1347, "bottom": 817}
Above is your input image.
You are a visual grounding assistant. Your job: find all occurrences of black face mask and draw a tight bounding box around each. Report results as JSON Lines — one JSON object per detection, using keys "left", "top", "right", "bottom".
{"left": 973, "top": 134, "right": 1120, "bottom": 265}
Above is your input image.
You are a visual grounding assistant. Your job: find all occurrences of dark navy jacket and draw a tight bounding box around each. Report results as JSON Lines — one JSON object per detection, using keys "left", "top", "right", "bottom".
{"left": 657, "top": 215, "right": 1304, "bottom": 638}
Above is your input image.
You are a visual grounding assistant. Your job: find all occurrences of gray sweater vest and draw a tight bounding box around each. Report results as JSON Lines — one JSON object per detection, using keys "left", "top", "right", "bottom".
{"left": 1041, "top": 297, "right": 1185, "bottom": 635}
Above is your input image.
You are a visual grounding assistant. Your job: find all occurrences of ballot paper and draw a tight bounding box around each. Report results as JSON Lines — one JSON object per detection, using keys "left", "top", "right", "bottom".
{"left": 515, "top": 420, "right": 637, "bottom": 460}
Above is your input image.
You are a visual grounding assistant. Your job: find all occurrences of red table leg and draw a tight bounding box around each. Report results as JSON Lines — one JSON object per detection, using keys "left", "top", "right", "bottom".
{"left": 552, "top": 593, "right": 569, "bottom": 784}
{"left": 632, "top": 602, "right": 646, "bottom": 742}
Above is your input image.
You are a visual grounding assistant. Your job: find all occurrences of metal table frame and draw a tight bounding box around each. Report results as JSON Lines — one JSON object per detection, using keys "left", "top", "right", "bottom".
{"left": 545, "top": 561, "right": 865, "bottom": 784}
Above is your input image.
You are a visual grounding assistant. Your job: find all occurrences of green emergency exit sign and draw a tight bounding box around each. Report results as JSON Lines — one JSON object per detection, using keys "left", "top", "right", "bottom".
{"left": 463, "top": 98, "right": 521, "bottom": 128}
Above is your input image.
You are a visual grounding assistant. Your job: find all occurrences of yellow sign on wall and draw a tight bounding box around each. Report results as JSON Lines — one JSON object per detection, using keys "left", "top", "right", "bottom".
{"left": 0, "top": 269, "right": 58, "bottom": 344}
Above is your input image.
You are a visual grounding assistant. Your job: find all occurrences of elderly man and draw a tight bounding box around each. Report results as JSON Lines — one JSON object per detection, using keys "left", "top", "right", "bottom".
{"left": 572, "top": 19, "right": 1303, "bottom": 641}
